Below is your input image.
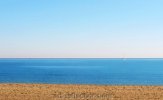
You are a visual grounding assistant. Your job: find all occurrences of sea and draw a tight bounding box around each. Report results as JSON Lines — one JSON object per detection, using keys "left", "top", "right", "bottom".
{"left": 0, "top": 58, "right": 163, "bottom": 85}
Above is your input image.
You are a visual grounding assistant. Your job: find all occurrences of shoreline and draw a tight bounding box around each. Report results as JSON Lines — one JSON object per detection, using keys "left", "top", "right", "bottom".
{"left": 0, "top": 83, "right": 163, "bottom": 100}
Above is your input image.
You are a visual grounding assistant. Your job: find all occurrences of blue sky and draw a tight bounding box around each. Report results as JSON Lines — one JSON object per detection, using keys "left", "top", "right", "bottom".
{"left": 0, "top": 0, "right": 163, "bottom": 58}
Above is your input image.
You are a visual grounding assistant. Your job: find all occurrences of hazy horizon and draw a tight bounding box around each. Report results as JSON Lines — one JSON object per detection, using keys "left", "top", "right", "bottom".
{"left": 0, "top": 0, "right": 163, "bottom": 58}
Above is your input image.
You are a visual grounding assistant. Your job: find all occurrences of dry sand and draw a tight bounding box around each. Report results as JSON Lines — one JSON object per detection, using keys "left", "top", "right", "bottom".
{"left": 0, "top": 84, "right": 163, "bottom": 100}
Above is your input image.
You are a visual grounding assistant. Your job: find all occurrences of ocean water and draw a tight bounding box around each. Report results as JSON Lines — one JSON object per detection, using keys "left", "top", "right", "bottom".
{"left": 0, "top": 58, "right": 163, "bottom": 85}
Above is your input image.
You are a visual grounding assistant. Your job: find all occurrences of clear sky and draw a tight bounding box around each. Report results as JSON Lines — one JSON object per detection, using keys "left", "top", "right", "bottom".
{"left": 0, "top": 0, "right": 163, "bottom": 58}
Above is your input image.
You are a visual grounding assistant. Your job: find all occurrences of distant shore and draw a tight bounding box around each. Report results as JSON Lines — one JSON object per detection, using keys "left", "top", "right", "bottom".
{"left": 0, "top": 84, "right": 163, "bottom": 100}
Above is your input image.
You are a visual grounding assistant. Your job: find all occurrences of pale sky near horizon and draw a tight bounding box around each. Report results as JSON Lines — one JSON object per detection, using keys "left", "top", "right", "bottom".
{"left": 0, "top": 0, "right": 163, "bottom": 58}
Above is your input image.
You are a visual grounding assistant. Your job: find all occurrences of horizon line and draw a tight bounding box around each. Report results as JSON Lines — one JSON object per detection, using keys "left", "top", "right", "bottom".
{"left": 0, "top": 58, "right": 163, "bottom": 59}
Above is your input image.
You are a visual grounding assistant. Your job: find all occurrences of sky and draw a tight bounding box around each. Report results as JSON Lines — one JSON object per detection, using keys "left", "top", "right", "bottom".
{"left": 0, "top": 0, "right": 163, "bottom": 58}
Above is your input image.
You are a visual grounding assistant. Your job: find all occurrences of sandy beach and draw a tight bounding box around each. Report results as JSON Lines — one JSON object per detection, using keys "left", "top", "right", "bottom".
{"left": 0, "top": 84, "right": 162, "bottom": 100}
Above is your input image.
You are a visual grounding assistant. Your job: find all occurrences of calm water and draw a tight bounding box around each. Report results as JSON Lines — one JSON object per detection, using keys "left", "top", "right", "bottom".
{"left": 0, "top": 58, "right": 163, "bottom": 85}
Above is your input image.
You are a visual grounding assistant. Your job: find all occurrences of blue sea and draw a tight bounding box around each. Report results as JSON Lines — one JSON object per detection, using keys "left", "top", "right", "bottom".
{"left": 0, "top": 58, "right": 163, "bottom": 85}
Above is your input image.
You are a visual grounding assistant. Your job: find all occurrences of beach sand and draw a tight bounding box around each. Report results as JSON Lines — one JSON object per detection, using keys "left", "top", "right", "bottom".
{"left": 0, "top": 84, "right": 163, "bottom": 100}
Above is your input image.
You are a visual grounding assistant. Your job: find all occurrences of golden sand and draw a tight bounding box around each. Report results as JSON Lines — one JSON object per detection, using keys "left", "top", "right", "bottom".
{"left": 0, "top": 84, "right": 163, "bottom": 100}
